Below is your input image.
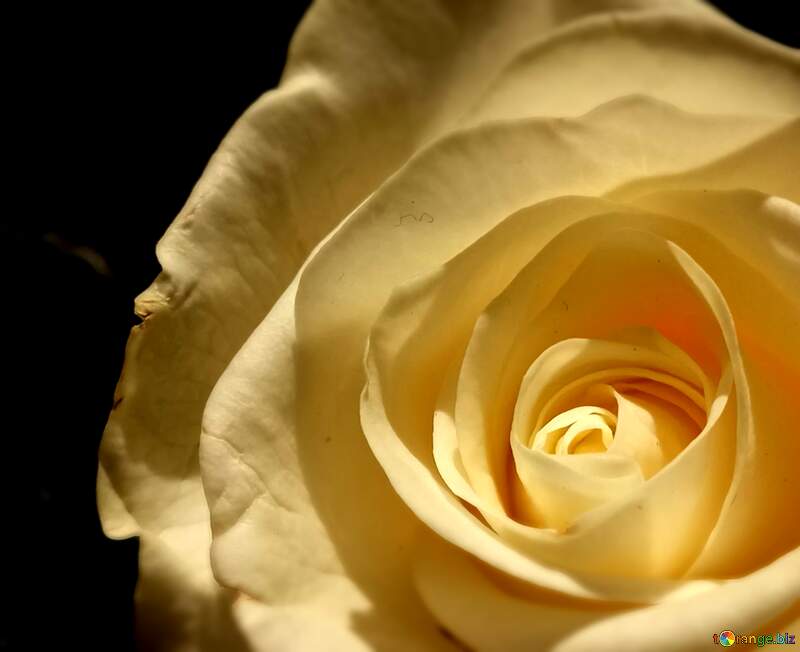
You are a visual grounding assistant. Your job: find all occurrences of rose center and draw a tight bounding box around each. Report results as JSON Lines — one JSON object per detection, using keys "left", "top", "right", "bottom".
{"left": 530, "top": 405, "right": 617, "bottom": 455}
{"left": 523, "top": 366, "right": 707, "bottom": 479}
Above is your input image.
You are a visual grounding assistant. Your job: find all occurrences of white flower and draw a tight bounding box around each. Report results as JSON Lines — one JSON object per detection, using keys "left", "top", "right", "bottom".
{"left": 98, "top": 2, "right": 800, "bottom": 650}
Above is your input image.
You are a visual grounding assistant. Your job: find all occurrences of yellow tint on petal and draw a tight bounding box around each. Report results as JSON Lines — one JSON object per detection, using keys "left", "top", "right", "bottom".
{"left": 625, "top": 190, "right": 800, "bottom": 577}
{"left": 508, "top": 334, "right": 708, "bottom": 531}
{"left": 532, "top": 406, "right": 617, "bottom": 453}
{"left": 610, "top": 389, "right": 698, "bottom": 477}
{"left": 452, "top": 226, "right": 739, "bottom": 579}
{"left": 230, "top": 596, "right": 376, "bottom": 652}
{"left": 463, "top": 11, "right": 800, "bottom": 126}
{"left": 609, "top": 120, "right": 800, "bottom": 204}
{"left": 202, "top": 276, "right": 453, "bottom": 650}
{"left": 415, "top": 533, "right": 610, "bottom": 652}
{"left": 415, "top": 532, "right": 800, "bottom": 652}
{"left": 135, "top": 524, "right": 250, "bottom": 652}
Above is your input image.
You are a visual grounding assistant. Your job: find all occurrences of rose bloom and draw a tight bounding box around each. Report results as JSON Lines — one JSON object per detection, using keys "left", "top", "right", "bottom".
{"left": 98, "top": 1, "right": 800, "bottom": 650}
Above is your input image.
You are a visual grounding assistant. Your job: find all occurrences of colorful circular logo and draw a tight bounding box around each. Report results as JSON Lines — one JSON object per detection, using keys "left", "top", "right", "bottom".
{"left": 719, "top": 630, "right": 735, "bottom": 647}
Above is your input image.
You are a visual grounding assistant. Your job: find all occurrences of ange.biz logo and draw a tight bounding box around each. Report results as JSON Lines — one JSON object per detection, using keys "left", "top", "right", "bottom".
{"left": 714, "top": 630, "right": 796, "bottom": 647}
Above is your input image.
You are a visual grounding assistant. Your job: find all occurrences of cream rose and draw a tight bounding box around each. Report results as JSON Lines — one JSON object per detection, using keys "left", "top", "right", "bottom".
{"left": 97, "top": 2, "right": 800, "bottom": 650}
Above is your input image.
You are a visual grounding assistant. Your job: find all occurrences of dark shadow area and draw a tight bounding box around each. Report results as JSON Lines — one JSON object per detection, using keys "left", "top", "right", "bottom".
{"left": 711, "top": 1, "right": 798, "bottom": 48}
{"left": 4, "top": 3, "right": 793, "bottom": 651}
{"left": 5, "top": 5, "right": 310, "bottom": 650}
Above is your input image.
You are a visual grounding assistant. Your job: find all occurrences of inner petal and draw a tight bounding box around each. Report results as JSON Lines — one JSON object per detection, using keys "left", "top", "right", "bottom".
{"left": 531, "top": 405, "right": 617, "bottom": 454}
{"left": 510, "top": 332, "right": 708, "bottom": 531}
{"left": 610, "top": 388, "right": 700, "bottom": 480}
{"left": 363, "top": 209, "right": 744, "bottom": 584}
{"left": 527, "top": 364, "right": 705, "bottom": 479}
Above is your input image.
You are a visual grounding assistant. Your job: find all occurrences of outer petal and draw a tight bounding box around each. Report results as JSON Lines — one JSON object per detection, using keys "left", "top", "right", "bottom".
{"left": 609, "top": 120, "right": 800, "bottom": 204}
{"left": 134, "top": 525, "right": 249, "bottom": 652}
{"left": 463, "top": 10, "right": 800, "bottom": 126}
{"left": 202, "top": 274, "right": 454, "bottom": 651}
{"left": 416, "top": 532, "right": 800, "bottom": 652}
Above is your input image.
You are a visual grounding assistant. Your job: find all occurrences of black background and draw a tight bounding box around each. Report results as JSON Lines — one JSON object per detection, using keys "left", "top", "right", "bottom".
{"left": 5, "top": 4, "right": 796, "bottom": 651}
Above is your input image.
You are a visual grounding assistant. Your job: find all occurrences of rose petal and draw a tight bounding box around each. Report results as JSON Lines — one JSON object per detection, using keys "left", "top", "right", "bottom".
{"left": 609, "top": 121, "right": 800, "bottom": 203}
{"left": 508, "top": 333, "right": 708, "bottom": 531}
{"left": 415, "top": 532, "right": 800, "bottom": 652}
{"left": 202, "top": 276, "right": 452, "bottom": 649}
{"left": 134, "top": 524, "right": 249, "bottom": 652}
{"left": 464, "top": 10, "right": 800, "bottom": 126}
{"left": 626, "top": 190, "right": 800, "bottom": 578}
{"left": 230, "top": 596, "right": 377, "bottom": 652}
